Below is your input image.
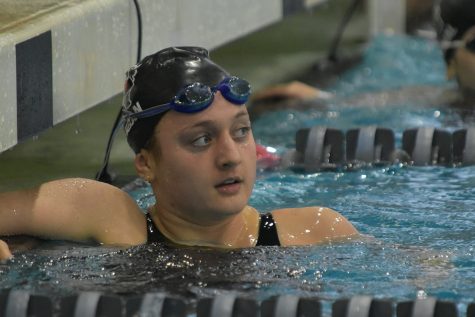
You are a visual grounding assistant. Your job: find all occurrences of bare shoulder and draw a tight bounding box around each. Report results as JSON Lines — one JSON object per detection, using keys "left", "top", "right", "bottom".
{"left": 43, "top": 178, "right": 138, "bottom": 215}
{"left": 0, "top": 239, "right": 12, "bottom": 260}
{"left": 23, "top": 178, "right": 146, "bottom": 246}
{"left": 270, "top": 206, "right": 358, "bottom": 246}
{"left": 60, "top": 178, "right": 148, "bottom": 245}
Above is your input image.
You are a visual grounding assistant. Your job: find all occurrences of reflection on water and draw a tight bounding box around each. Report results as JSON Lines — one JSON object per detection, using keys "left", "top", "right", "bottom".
{"left": 0, "top": 229, "right": 465, "bottom": 317}
{"left": 0, "top": 235, "right": 459, "bottom": 301}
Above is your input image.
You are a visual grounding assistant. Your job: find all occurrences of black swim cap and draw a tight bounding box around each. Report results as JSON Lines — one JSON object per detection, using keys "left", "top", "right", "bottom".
{"left": 122, "top": 46, "right": 229, "bottom": 153}
{"left": 437, "top": 0, "right": 475, "bottom": 62}
{"left": 440, "top": 0, "right": 475, "bottom": 36}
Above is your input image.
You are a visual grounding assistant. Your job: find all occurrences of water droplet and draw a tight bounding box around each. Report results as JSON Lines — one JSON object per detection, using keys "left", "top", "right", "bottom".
{"left": 75, "top": 116, "right": 82, "bottom": 134}
{"left": 416, "top": 290, "right": 427, "bottom": 299}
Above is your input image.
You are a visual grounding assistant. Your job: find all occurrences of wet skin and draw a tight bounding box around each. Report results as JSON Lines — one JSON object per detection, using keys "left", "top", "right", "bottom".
{"left": 0, "top": 93, "right": 358, "bottom": 258}
{"left": 136, "top": 92, "right": 358, "bottom": 247}
{"left": 449, "top": 26, "right": 475, "bottom": 93}
{"left": 147, "top": 91, "right": 256, "bottom": 224}
{"left": 135, "top": 91, "right": 261, "bottom": 247}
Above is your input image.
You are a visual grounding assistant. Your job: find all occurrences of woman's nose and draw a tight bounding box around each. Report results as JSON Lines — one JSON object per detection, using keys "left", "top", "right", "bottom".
{"left": 215, "top": 134, "right": 242, "bottom": 169}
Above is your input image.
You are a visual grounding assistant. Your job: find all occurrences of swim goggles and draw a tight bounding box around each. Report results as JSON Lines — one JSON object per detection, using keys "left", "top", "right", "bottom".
{"left": 124, "top": 76, "right": 251, "bottom": 120}
{"left": 440, "top": 38, "right": 475, "bottom": 53}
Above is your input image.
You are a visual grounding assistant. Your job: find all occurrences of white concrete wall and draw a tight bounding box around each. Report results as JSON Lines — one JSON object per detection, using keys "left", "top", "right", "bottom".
{"left": 0, "top": 42, "right": 17, "bottom": 151}
{"left": 369, "top": 0, "right": 406, "bottom": 35}
{"left": 0, "top": 0, "right": 286, "bottom": 152}
{"left": 51, "top": 0, "right": 134, "bottom": 123}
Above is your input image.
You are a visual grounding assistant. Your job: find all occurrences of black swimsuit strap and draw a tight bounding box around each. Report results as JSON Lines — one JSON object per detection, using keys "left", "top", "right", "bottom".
{"left": 255, "top": 213, "right": 281, "bottom": 246}
{"left": 146, "top": 212, "right": 169, "bottom": 243}
{"left": 146, "top": 212, "right": 281, "bottom": 246}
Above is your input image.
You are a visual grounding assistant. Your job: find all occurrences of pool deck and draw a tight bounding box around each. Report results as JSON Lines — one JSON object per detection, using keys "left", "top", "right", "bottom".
{"left": 1, "top": 0, "right": 298, "bottom": 153}
{"left": 0, "top": 0, "right": 369, "bottom": 190}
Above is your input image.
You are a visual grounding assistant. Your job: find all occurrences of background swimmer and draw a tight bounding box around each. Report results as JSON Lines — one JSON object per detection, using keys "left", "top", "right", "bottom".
{"left": 439, "top": 0, "right": 475, "bottom": 106}
{"left": 251, "top": 0, "right": 475, "bottom": 115}
{"left": 0, "top": 47, "right": 358, "bottom": 261}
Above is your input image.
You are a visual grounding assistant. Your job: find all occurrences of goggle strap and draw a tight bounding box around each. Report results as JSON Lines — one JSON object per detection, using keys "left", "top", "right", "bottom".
{"left": 127, "top": 104, "right": 171, "bottom": 119}
{"left": 124, "top": 76, "right": 250, "bottom": 120}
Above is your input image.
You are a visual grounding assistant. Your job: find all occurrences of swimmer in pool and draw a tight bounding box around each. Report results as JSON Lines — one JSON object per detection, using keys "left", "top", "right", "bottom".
{"left": 0, "top": 47, "right": 358, "bottom": 260}
{"left": 438, "top": 0, "right": 475, "bottom": 106}
{"left": 446, "top": 26, "right": 475, "bottom": 102}
{"left": 251, "top": 0, "right": 475, "bottom": 113}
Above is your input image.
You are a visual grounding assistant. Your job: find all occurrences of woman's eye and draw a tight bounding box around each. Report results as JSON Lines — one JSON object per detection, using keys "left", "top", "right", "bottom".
{"left": 235, "top": 126, "right": 251, "bottom": 138}
{"left": 192, "top": 135, "right": 211, "bottom": 147}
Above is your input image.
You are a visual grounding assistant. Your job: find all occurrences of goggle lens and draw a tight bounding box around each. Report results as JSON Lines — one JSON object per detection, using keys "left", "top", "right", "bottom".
{"left": 223, "top": 77, "right": 251, "bottom": 104}
{"left": 173, "top": 83, "right": 213, "bottom": 113}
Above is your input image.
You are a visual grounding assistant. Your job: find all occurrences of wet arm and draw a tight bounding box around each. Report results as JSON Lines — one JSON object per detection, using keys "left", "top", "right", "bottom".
{"left": 0, "top": 239, "right": 12, "bottom": 260}
{"left": 272, "top": 207, "right": 358, "bottom": 246}
{"left": 0, "top": 178, "right": 147, "bottom": 246}
{"left": 251, "top": 81, "right": 328, "bottom": 101}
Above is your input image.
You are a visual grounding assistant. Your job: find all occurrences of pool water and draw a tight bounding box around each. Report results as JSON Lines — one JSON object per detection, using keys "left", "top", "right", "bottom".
{"left": 1, "top": 34, "right": 475, "bottom": 316}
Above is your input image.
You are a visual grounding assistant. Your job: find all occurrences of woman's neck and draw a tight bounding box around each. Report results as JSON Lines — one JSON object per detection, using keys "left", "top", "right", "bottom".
{"left": 149, "top": 205, "right": 260, "bottom": 248}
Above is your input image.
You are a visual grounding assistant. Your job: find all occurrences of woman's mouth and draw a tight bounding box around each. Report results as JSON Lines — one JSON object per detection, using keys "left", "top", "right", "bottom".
{"left": 215, "top": 178, "right": 242, "bottom": 195}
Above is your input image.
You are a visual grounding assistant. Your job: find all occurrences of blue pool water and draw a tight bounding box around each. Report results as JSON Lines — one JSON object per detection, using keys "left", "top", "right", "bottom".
{"left": 250, "top": 35, "right": 475, "bottom": 313}
{"left": 1, "top": 34, "right": 475, "bottom": 316}
{"left": 129, "top": 34, "right": 475, "bottom": 313}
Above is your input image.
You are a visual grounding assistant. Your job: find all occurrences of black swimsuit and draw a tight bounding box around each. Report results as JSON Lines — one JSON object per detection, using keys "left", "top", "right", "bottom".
{"left": 146, "top": 212, "right": 281, "bottom": 246}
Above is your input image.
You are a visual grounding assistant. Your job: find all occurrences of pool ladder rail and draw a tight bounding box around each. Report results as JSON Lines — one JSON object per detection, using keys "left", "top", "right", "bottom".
{"left": 0, "top": 290, "right": 470, "bottom": 316}
{"left": 281, "top": 126, "right": 475, "bottom": 173}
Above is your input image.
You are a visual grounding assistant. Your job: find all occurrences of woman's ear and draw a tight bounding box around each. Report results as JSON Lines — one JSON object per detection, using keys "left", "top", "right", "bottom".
{"left": 134, "top": 149, "right": 156, "bottom": 182}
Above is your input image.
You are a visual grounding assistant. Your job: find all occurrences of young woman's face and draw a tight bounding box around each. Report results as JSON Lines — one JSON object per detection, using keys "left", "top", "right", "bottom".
{"left": 149, "top": 91, "right": 257, "bottom": 224}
